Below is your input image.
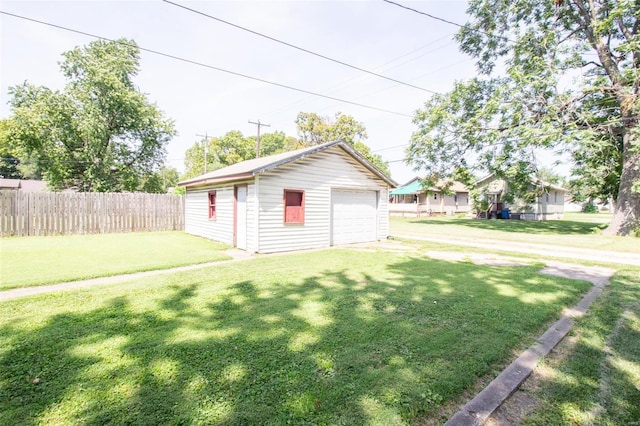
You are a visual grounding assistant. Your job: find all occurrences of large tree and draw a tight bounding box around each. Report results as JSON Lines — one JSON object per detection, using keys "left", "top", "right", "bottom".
{"left": 407, "top": 0, "right": 639, "bottom": 235}
{"left": 295, "top": 112, "right": 390, "bottom": 175}
{"left": 7, "top": 39, "right": 175, "bottom": 192}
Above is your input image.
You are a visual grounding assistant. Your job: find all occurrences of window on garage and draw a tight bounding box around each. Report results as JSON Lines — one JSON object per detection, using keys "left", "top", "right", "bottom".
{"left": 208, "top": 191, "right": 217, "bottom": 220}
{"left": 284, "top": 189, "right": 304, "bottom": 224}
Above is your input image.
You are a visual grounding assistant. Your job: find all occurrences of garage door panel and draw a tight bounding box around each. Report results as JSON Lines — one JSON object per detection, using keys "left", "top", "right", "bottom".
{"left": 331, "top": 189, "right": 377, "bottom": 245}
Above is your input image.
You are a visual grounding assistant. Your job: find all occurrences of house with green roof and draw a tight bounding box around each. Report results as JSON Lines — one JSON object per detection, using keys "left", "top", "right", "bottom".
{"left": 389, "top": 177, "right": 470, "bottom": 217}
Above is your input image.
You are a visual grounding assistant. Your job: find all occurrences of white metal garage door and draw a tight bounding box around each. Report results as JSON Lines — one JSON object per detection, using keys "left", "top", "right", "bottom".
{"left": 331, "top": 189, "right": 378, "bottom": 245}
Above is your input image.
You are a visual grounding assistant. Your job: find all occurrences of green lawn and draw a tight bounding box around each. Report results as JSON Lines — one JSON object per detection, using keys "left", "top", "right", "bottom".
{"left": 0, "top": 249, "right": 592, "bottom": 425}
{"left": 525, "top": 267, "right": 640, "bottom": 425}
{"left": 390, "top": 214, "right": 639, "bottom": 253}
{"left": 0, "top": 232, "right": 230, "bottom": 290}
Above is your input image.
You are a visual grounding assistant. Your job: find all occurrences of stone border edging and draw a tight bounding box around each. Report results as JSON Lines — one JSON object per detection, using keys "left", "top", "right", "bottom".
{"left": 444, "top": 263, "right": 615, "bottom": 425}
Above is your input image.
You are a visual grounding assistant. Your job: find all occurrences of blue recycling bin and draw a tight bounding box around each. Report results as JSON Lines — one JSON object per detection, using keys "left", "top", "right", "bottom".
{"left": 501, "top": 209, "right": 510, "bottom": 219}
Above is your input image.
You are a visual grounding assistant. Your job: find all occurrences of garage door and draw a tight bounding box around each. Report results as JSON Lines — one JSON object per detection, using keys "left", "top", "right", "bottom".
{"left": 331, "top": 189, "right": 378, "bottom": 245}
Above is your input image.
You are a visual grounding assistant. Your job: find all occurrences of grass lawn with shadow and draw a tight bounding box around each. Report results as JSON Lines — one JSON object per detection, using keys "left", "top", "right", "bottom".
{"left": 0, "top": 249, "right": 593, "bottom": 425}
{"left": 0, "top": 231, "right": 230, "bottom": 290}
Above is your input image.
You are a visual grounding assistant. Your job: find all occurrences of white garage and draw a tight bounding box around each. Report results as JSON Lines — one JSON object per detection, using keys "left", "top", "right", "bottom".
{"left": 179, "top": 140, "right": 396, "bottom": 254}
{"left": 331, "top": 189, "right": 378, "bottom": 245}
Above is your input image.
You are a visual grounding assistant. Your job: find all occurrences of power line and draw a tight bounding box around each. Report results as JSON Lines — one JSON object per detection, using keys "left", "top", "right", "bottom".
{"left": 261, "top": 34, "right": 455, "bottom": 120}
{"left": 372, "top": 143, "right": 408, "bottom": 153}
{"left": 162, "top": 0, "right": 440, "bottom": 95}
{"left": 381, "top": 0, "right": 516, "bottom": 44}
{"left": 382, "top": 0, "right": 465, "bottom": 29}
{"left": 0, "top": 10, "right": 413, "bottom": 118}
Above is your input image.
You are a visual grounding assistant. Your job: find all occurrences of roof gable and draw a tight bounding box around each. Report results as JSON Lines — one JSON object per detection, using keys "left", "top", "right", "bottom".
{"left": 179, "top": 140, "right": 397, "bottom": 188}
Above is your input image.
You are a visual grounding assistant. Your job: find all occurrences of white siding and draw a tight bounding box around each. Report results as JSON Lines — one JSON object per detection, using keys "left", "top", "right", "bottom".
{"left": 246, "top": 183, "right": 256, "bottom": 253}
{"left": 184, "top": 185, "right": 235, "bottom": 245}
{"left": 537, "top": 190, "right": 565, "bottom": 219}
{"left": 256, "top": 147, "right": 389, "bottom": 253}
{"left": 378, "top": 186, "right": 389, "bottom": 238}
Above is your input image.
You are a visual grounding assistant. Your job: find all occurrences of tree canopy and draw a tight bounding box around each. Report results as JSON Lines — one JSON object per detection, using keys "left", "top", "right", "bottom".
{"left": 407, "top": 0, "right": 639, "bottom": 235}
{"left": 295, "top": 112, "right": 390, "bottom": 175}
{"left": 182, "top": 130, "right": 298, "bottom": 180}
{"left": 0, "top": 118, "right": 42, "bottom": 180}
{"left": 182, "top": 112, "right": 391, "bottom": 180}
{"left": 6, "top": 39, "right": 176, "bottom": 192}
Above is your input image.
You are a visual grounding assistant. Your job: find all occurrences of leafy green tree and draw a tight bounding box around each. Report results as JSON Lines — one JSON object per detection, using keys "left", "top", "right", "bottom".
{"left": 138, "top": 165, "right": 180, "bottom": 193}
{"left": 569, "top": 94, "right": 623, "bottom": 206}
{"left": 0, "top": 118, "right": 42, "bottom": 180}
{"left": 407, "top": 1, "right": 639, "bottom": 235}
{"left": 0, "top": 119, "right": 22, "bottom": 179}
{"left": 352, "top": 141, "right": 391, "bottom": 176}
{"left": 295, "top": 112, "right": 390, "bottom": 175}
{"left": 295, "top": 112, "right": 368, "bottom": 145}
{"left": 7, "top": 39, "right": 175, "bottom": 192}
{"left": 295, "top": 112, "right": 329, "bottom": 146}
{"left": 536, "top": 166, "right": 565, "bottom": 187}
{"left": 251, "top": 132, "right": 300, "bottom": 157}
{"left": 182, "top": 131, "right": 297, "bottom": 179}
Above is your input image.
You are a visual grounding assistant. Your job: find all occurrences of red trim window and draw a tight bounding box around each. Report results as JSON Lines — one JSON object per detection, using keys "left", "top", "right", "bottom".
{"left": 208, "top": 190, "right": 217, "bottom": 219}
{"left": 284, "top": 189, "right": 304, "bottom": 224}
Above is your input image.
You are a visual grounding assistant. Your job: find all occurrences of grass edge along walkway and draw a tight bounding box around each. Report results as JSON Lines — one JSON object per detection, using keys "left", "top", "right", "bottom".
{"left": 0, "top": 249, "right": 251, "bottom": 302}
{"left": 445, "top": 262, "right": 616, "bottom": 425}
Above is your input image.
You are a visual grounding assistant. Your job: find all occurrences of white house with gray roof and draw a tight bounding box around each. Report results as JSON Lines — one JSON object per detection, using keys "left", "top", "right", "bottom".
{"left": 178, "top": 140, "right": 397, "bottom": 254}
{"left": 474, "top": 173, "right": 566, "bottom": 220}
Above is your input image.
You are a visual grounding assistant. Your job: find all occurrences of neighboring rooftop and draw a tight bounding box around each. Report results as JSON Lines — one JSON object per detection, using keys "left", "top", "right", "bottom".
{"left": 390, "top": 177, "right": 469, "bottom": 196}
{"left": 0, "top": 179, "right": 48, "bottom": 192}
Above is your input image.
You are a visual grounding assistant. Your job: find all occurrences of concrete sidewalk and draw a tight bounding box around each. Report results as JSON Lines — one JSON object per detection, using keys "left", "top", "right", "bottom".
{"left": 0, "top": 249, "right": 253, "bottom": 302}
{"left": 392, "top": 234, "right": 640, "bottom": 266}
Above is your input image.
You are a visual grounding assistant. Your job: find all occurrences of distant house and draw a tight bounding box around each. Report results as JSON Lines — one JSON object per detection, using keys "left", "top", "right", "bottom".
{"left": 564, "top": 194, "right": 613, "bottom": 213}
{"left": 474, "top": 173, "right": 566, "bottom": 220}
{"left": 178, "top": 140, "right": 397, "bottom": 254}
{"left": 0, "top": 179, "right": 48, "bottom": 192}
{"left": 389, "top": 177, "right": 470, "bottom": 217}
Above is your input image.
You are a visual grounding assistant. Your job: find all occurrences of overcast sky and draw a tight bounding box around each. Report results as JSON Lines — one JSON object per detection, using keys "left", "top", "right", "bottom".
{"left": 2, "top": 0, "right": 484, "bottom": 183}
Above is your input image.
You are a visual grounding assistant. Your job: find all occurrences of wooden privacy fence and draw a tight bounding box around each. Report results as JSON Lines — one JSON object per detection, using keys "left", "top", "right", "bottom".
{"left": 0, "top": 191, "right": 184, "bottom": 236}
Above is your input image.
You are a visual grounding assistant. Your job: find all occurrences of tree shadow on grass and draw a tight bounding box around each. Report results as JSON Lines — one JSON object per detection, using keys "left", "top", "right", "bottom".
{"left": 409, "top": 218, "right": 606, "bottom": 235}
{"left": 0, "top": 255, "right": 593, "bottom": 425}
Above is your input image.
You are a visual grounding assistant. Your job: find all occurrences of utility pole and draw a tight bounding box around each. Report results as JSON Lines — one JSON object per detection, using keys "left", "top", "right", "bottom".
{"left": 248, "top": 120, "right": 270, "bottom": 158}
{"left": 196, "top": 133, "right": 210, "bottom": 173}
